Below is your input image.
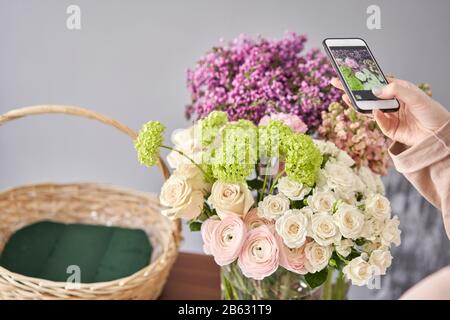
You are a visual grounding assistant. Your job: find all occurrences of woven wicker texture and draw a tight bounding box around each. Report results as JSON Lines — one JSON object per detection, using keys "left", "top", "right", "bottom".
{"left": 0, "top": 106, "right": 180, "bottom": 300}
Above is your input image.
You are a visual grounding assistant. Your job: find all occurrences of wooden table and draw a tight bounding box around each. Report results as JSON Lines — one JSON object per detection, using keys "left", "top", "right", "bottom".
{"left": 160, "top": 252, "right": 221, "bottom": 300}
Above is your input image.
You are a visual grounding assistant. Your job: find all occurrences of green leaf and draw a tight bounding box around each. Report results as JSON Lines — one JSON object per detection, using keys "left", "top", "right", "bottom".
{"left": 305, "top": 268, "right": 329, "bottom": 289}
{"left": 291, "top": 200, "right": 304, "bottom": 209}
{"left": 188, "top": 221, "right": 202, "bottom": 232}
{"left": 331, "top": 252, "right": 346, "bottom": 270}
{"left": 247, "top": 178, "right": 264, "bottom": 190}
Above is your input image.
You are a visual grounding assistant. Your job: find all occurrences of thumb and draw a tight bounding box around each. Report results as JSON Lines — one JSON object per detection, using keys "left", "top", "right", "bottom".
{"left": 371, "top": 80, "right": 421, "bottom": 105}
{"left": 373, "top": 109, "right": 397, "bottom": 139}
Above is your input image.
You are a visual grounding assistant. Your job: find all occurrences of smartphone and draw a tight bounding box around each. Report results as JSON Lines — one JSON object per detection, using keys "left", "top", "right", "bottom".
{"left": 323, "top": 38, "right": 399, "bottom": 113}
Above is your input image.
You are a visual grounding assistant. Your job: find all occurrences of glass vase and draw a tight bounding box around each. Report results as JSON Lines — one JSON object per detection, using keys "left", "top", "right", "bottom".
{"left": 220, "top": 263, "right": 348, "bottom": 300}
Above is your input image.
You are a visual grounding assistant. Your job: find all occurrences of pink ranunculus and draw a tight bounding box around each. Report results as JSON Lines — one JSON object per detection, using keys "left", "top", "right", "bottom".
{"left": 201, "top": 218, "right": 220, "bottom": 255}
{"left": 259, "top": 113, "right": 308, "bottom": 133}
{"left": 243, "top": 208, "right": 274, "bottom": 230}
{"left": 277, "top": 235, "right": 309, "bottom": 275}
{"left": 210, "top": 216, "right": 246, "bottom": 266}
{"left": 238, "top": 225, "right": 280, "bottom": 280}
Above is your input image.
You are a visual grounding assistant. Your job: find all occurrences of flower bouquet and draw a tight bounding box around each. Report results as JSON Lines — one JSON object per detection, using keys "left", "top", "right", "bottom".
{"left": 134, "top": 111, "right": 401, "bottom": 300}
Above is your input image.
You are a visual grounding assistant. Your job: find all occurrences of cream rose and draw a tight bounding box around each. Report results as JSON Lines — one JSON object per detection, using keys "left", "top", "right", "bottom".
{"left": 369, "top": 249, "right": 392, "bottom": 275}
{"left": 336, "top": 150, "right": 355, "bottom": 167}
{"left": 335, "top": 239, "right": 353, "bottom": 258}
{"left": 275, "top": 209, "right": 309, "bottom": 248}
{"left": 257, "top": 194, "right": 290, "bottom": 220}
{"left": 313, "top": 140, "right": 340, "bottom": 157}
{"left": 365, "top": 194, "right": 391, "bottom": 221}
{"left": 310, "top": 212, "right": 341, "bottom": 246}
{"left": 160, "top": 175, "right": 204, "bottom": 220}
{"left": 208, "top": 182, "right": 254, "bottom": 219}
{"left": 174, "top": 165, "right": 211, "bottom": 194}
{"left": 238, "top": 225, "right": 279, "bottom": 280}
{"left": 358, "top": 166, "right": 385, "bottom": 195}
{"left": 304, "top": 241, "right": 332, "bottom": 273}
{"left": 321, "top": 160, "right": 363, "bottom": 195}
{"left": 166, "top": 125, "right": 202, "bottom": 169}
{"left": 360, "top": 217, "right": 384, "bottom": 241}
{"left": 210, "top": 216, "right": 246, "bottom": 266}
{"left": 335, "top": 203, "right": 365, "bottom": 239}
{"left": 277, "top": 176, "right": 311, "bottom": 201}
{"left": 380, "top": 216, "right": 401, "bottom": 247}
{"left": 343, "top": 257, "right": 374, "bottom": 286}
{"left": 307, "top": 190, "right": 336, "bottom": 213}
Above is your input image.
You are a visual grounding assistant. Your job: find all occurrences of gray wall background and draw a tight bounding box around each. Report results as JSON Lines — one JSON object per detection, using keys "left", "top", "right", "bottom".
{"left": 1, "top": 0, "right": 449, "bottom": 299}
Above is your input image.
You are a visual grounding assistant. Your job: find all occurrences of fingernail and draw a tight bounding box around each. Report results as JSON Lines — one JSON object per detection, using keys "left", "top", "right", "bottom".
{"left": 372, "top": 86, "right": 383, "bottom": 96}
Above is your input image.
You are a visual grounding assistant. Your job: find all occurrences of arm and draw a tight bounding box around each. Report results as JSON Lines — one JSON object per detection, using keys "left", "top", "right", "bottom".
{"left": 389, "top": 120, "right": 450, "bottom": 239}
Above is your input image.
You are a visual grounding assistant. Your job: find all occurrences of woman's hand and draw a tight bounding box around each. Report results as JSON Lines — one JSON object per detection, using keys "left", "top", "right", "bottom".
{"left": 330, "top": 77, "right": 450, "bottom": 147}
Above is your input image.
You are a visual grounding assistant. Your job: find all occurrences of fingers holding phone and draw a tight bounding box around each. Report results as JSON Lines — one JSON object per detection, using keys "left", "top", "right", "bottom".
{"left": 323, "top": 38, "right": 400, "bottom": 113}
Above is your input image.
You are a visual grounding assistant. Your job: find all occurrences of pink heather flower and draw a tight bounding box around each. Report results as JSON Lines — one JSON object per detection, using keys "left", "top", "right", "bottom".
{"left": 201, "top": 218, "right": 220, "bottom": 255}
{"left": 238, "top": 225, "right": 279, "bottom": 280}
{"left": 277, "top": 235, "right": 309, "bottom": 275}
{"left": 210, "top": 216, "right": 246, "bottom": 266}
{"left": 344, "top": 57, "right": 359, "bottom": 69}
{"left": 259, "top": 113, "right": 308, "bottom": 133}
{"left": 243, "top": 208, "right": 274, "bottom": 230}
{"left": 185, "top": 32, "right": 341, "bottom": 131}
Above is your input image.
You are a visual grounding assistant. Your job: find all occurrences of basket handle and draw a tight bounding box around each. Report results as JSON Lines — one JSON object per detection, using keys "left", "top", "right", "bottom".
{"left": 0, "top": 105, "right": 170, "bottom": 179}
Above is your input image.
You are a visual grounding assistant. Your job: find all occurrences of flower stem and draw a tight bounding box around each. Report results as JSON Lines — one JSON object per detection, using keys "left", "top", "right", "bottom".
{"left": 334, "top": 269, "right": 347, "bottom": 300}
{"left": 269, "top": 170, "right": 285, "bottom": 194}
{"left": 259, "top": 173, "right": 269, "bottom": 202}
{"left": 322, "top": 267, "right": 334, "bottom": 300}
{"left": 161, "top": 145, "right": 214, "bottom": 182}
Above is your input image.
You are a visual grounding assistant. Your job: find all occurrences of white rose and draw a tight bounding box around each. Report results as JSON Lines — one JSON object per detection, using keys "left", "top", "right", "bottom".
{"left": 335, "top": 203, "right": 365, "bottom": 239}
{"left": 343, "top": 257, "right": 374, "bottom": 286}
{"left": 361, "top": 242, "right": 382, "bottom": 254}
{"left": 310, "top": 212, "right": 341, "bottom": 246}
{"left": 304, "top": 242, "right": 332, "bottom": 273}
{"left": 358, "top": 166, "right": 385, "bottom": 195}
{"left": 167, "top": 125, "right": 202, "bottom": 169}
{"left": 360, "top": 217, "right": 384, "bottom": 241}
{"left": 380, "top": 216, "right": 401, "bottom": 247}
{"left": 365, "top": 194, "right": 391, "bottom": 221}
{"left": 321, "top": 160, "right": 362, "bottom": 193}
{"left": 160, "top": 175, "right": 204, "bottom": 220}
{"left": 307, "top": 190, "right": 336, "bottom": 213}
{"left": 277, "top": 176, "right": 311, "bottom": 201}
{"left": 369, "top": 249, "right": 392, "bottom": 275}
{"left": 275, "top": 209, "right": 309, "bottom": 248}
{"left": 208, "top": 182, "right": 254, "bottom": 219}
{"left": 313, "top": 140, "right": 340, "bottom": 156}
{"left": 335, "top": 239, "right": 354, "bottom": 258}
{"left": 336, "top": 150, "right": 355, "bottom": 167}
{"left": 258, "top": 194, "right": 290, "bottom": 220}
{"left": 174, "top": 165, "right": 211, "bottom": 194}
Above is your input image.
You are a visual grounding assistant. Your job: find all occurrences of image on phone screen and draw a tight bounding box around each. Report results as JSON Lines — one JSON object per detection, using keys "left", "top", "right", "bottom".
{"left": 329, "top": 46, "right": 387, "bottom": 101}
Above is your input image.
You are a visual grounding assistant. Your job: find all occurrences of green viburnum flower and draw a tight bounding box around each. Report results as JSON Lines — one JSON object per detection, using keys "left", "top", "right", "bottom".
{"left": 210, "top": 121, "right": 256, "bottom": 183}
{"left": 200, "top": 111, "right": 228, "bottom": 146}
{"left": 258, "top": 120, "right": 294, "bottom": 159}
{"left": 285, "top": 133, "right": 322, "bottom": 186}
{"left": 134, "top": 121, "right": 165, "bottom": 167}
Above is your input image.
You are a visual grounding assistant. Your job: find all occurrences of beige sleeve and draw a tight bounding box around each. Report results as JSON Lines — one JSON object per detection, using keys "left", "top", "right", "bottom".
{"left": 389, "top": 120, "right": 450, "bottom": 239}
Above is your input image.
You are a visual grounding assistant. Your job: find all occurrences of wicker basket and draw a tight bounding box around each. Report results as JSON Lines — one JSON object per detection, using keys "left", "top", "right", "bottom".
{"left": 0, "top": 105, "right": 180, "bottom": 300}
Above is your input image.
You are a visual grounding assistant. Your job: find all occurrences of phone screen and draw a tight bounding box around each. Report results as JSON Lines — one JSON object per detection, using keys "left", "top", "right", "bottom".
{"left": 329, "top": 46, "right": 388, "bottom": 101}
